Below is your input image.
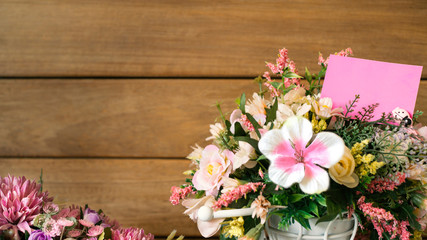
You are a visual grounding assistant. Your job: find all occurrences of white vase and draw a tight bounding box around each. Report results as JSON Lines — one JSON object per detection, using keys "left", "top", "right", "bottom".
{"left": 265, "top": 213, "right": 358, "bottom": 240}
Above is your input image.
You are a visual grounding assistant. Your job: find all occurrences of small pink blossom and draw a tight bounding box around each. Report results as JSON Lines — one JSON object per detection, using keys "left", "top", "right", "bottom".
{"left": 43, "top": 203, "right": 59, "bottom": 214}
{"left": 87, "top": 225, "right": 104, "bottom": 237}
{"left": 258, "top": 169, "right": 264, "bottom": 179}
{"left": 318, "top": 48, "right": 352, "bottom": 66}
{"left": 169, "top": 185, "right": 194, "bottom": 205}
{"left": 42, "top": 218, "right": 61, "bottom": 237}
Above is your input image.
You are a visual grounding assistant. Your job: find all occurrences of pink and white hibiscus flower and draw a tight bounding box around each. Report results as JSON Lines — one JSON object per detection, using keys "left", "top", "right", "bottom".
{"left": 259, "top": 116, "right": 345, "bottom": 194}
{"left": 192, "top": 145, "right": 234, "bottom": 196}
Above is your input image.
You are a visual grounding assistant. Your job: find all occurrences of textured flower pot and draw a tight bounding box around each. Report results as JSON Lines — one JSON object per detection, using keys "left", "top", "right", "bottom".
{"left": 265, "top": 213, "right": 357, "bottom": 240}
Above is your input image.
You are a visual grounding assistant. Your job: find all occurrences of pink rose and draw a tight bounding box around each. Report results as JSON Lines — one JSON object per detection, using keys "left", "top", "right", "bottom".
{"left": 192, "top": 145, "right": 234, "bottom": 196}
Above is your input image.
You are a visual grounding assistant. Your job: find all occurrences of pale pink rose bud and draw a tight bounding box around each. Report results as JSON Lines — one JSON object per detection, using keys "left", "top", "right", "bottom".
{"left": 67, "top": 229, "right": 82, "bottom": 238}
{"left": 78, "top": 219, "right": 94, "bottom": 227}
{"left": 87, "top": 225, "right": 104, "bottom": 237}
{"left": 57, "top": 218, "right": 74, "bottom": 227}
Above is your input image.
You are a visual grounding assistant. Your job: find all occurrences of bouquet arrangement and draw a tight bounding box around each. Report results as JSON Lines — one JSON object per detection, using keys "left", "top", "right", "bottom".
{"left": 170, "top": 48, "right": 427, "bottom": 240}
{"left": 0, "top": 175, "right": 154, "bottom": 240}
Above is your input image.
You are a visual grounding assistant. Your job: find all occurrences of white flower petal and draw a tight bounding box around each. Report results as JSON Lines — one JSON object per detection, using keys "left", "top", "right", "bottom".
{"left": 269, "top": 163, "right": 305, "bottom": 188}
{"left": 282, "top": 116, "right": 313, "bottom": 147}
{"left": 299, "top": 163, "right": 330, "bottom": 194}
{"left": 295, "top": 103, "right": 311, "bottom": 116}
{"left": 305, "top": 132, "right": 345, "bottom": 168}
{"left": 258, "top": 129, "right": 288, "bottom": 161}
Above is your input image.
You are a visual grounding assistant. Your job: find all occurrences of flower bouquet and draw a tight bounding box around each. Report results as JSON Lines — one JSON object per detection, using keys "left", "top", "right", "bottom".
{"left": 0, "top": 175, "right": 154, "bottom": 240}
{"left": 170, "top": 48, "right": 427, "bottom": 240}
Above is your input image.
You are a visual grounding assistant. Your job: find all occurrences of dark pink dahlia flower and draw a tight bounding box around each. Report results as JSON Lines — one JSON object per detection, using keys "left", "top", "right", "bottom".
{"left": 0, "top": 175, "right": 53, "bottom": 233}
{"left": 112, "top": 227, "right": 154, "bottom": 240}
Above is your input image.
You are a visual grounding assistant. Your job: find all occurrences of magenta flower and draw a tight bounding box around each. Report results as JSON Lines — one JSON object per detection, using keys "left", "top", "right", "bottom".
{"left": 112, "top": 227, "right": 154, "bottom": 240}
{"left": 28, "top": 230, "right": 52, "bottom": 240}
{"left": 0, "top": 175, "right": 53, "bottom": 233}
{"left": 259, "top": 116, "right": 345, "bottom": 194}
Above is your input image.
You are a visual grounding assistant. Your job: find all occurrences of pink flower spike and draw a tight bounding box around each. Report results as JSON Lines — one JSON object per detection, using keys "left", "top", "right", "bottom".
{"left": 87, "top": 225, "right": 104, "bottom": 237}
{"left": 78, "top": 219, "right": 94, "bottom": 227}
{"left": 259, "top": 116, "right": 345, "bottom": 194}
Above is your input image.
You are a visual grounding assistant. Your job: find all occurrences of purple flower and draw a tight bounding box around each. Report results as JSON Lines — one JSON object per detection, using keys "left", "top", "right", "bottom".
{"left": 83, "top": 208, "right": 100, "bottom": 225}
{"left": 28, "top": 230, "right": 52, "bottom": 240}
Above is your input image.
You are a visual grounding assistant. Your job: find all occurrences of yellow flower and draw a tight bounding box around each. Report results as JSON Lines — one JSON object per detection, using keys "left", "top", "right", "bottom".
{"left": 311, "top": 116, "right": 327, "bottom": 133}
{"left": 351, "top": 139, "right": 370, "bottom": 156}
{"left": 329, "top": 147, "right": 359, "bottom": 188}
{"left": 355, "top": 154, "right": 384, "bottom": 177}
{"left": 222, "top": 217, "right": 245, "bottom": 238}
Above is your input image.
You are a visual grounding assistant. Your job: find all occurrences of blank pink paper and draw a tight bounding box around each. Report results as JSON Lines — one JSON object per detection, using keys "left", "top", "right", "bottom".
{"left": 321, "top": 55, "right": 423, "bottom": 119}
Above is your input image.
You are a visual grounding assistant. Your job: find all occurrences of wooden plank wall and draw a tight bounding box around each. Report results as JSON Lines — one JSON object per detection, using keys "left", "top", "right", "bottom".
{"left": 0, "top": 0, "right": 426, "bottom": 238}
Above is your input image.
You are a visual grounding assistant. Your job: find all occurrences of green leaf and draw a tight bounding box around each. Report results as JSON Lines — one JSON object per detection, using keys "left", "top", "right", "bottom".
{"left": 271, "top": 81, "right": 283, "bottom": 90}
{"left": 245, "top": 114, "right": 262, "bottom": 138}
{"left": 305, "top": 67, "right": 312, "bottom": 82}
{"left": 314, "top": 195, "right": 327, "bottom": 206}
{"left": 256, "top": 155, "right": 268, "bottom": 161}
{"left": 318, "top": 67, "right": 326, "bottom": 79}
{"left": 24, "top": 231, "right": 30, "bottom": 240}
{"left": 297, "top": 210, "right": 313, "bottom": 219}
{"left": 401, "top": 204, "right": 422, "bottom": 230}
{"left": 266, "top": 98, "right": 278, "bottom": 123}
{"left": 410, "top": 192, "right": 425, "bottom": 208}
{"left": 239, "top": 93, "right": 246, "bottom": 114}
{"left": 194, "top": 190, "right": 206, "bottom": 199}
{"left": 282, "top": 84, "right": 297, "bottom": 95}
{"left": 289, "top": 194, "right": 307, "bottom": 203}
{"left": 233, "top": 122, "right": 246, "bottom": 136}
{"left": 283, "top": 72, "right": 302, "bottom": 79}
{"left": 309, "top": 201, "right": 319, "bottom": 217}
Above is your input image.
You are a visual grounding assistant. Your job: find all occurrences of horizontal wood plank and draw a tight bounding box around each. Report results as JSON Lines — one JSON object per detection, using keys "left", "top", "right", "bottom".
{"left": 0, "top": 0, "right": 425, "bottom": 77}
{"left": 0, "top": 158, "right": 200, "bottom": 237}
{"left": 0, "top": 79, "right": 257, "bottom": 157}
{"left": 0, "top": 79, "right": 425, "bottom": 158}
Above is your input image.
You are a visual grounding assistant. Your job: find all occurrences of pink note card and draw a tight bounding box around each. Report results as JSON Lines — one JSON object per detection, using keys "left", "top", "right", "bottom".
{"left": 321, "top": 55, "right": 423, "bottom": 119}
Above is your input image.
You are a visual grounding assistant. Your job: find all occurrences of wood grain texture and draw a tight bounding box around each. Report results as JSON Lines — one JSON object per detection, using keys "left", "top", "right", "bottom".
{"left": 0, "top": 0, "right": 426, "bottom": 77}
{"left": 0, "top": 158, "right": 200, "bottom": 237}
{"left": 0, "top": 79, "right": 425, "bottom": 158}
{"left": 0, "top": 79, "right": 257, "bottom": 157}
